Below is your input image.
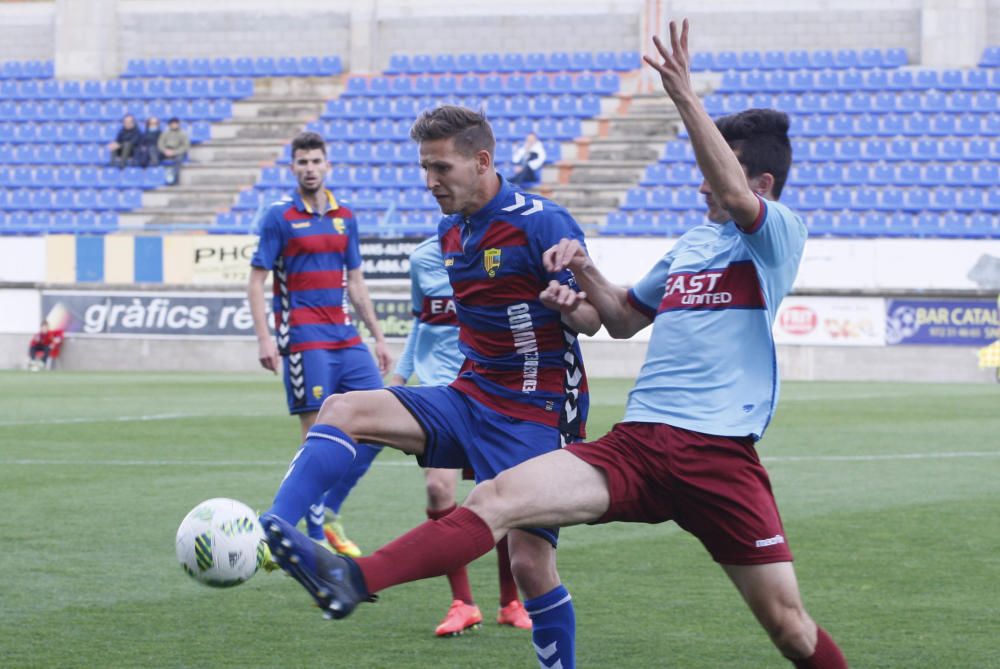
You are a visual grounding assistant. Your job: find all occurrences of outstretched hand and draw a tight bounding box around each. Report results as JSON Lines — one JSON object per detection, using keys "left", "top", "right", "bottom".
{"left": 643, "top": 19, "right": 696, "bottom": 104}
{"left": 542, "top": 238, "right": 589, "bottom": 273}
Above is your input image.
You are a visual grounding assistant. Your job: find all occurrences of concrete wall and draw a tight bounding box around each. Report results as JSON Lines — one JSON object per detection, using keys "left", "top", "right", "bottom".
{"left": 0, "top": 1, "right": 54, "bottom": 62}
{"left": 3, "top": 333, "right": 995, "bottom": 383}
{"left": 2, "top": 0, "right": 998, "bottom": 75}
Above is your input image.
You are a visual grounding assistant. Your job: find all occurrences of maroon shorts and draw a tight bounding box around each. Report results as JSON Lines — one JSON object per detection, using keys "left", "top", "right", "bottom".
{"left": 565, "top": 422, "right": 793, "bottom": 565}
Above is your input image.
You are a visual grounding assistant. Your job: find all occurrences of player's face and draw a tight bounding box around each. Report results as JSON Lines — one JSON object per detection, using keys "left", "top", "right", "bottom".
{"left": 291, "top": 148, "right": 330, "bottom": 194}
{"left": 697, "top": 157, "right": 758, "bottom": 224}
{"left": 419, "top": 137, "right": 489, "bottom": 217}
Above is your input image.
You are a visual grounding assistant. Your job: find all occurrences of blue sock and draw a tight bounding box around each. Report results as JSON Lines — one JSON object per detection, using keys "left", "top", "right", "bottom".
{"left": 525, "top": 584, "right": 575, "bottom": 669}
{"left": 306, "top": 500, "right": 325, "bottom": 541}
{"left": 322, "top": 442, "right": 383, "bottom": 513}
{"left": 265, "top": 424, "right": 357, "bottom": 526}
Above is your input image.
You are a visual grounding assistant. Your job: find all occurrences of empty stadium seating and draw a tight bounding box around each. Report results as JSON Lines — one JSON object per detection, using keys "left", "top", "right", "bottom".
{"left": 604, "top": 46, "right": 1000, "bottom": 238}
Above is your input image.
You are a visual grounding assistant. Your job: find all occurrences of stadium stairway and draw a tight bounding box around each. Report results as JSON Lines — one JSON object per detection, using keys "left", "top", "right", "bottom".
{"left": 539, "top": 79, "right": 698, "bottom": 230}
{"left": 118, "top": 77, "right": 340, "bottom": 229}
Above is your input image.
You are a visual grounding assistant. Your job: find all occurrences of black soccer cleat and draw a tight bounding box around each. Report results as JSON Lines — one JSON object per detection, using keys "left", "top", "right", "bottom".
{"left": 260, "top": 512, "right": 375, "bottom": 620}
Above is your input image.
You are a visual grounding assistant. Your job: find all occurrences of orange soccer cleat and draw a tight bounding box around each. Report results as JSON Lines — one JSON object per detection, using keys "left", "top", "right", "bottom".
{"left": 435, "top": 600, "right": 483, "bottom": 637}
{"left": 496, "top": 600, "right": 532, "bottom": 630}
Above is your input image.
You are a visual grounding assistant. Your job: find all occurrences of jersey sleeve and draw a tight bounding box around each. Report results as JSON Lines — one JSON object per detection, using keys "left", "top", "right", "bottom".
{"left": 344, "top": 214, "right": 362, "bottom": 271}
{"left": 536, "top": 207, "right": 588, "bottom": 288}
{"left": 626, "top": 252, "right": 675, "bottom": 319}
{"left": 249, "top": 205, "right": 285, "bottom": 270}
{"left": 738, "top": 196, "right": 808, "bottom": 269}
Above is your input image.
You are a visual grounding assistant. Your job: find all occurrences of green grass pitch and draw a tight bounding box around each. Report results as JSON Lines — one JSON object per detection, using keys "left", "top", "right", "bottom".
{"left": 1, "top": 371, "right": 998, "bottom": 668}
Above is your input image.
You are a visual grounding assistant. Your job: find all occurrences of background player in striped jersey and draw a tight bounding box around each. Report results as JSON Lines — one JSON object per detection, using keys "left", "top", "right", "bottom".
{"left": 389, "top": 235, "right": 531, "bottom": 636}
{"left": 260, "top": 105, "right": 600, "bottom": 669}
{"left": 262, "top": 23, "right": 849, "bottom": 669}
{"left": 248, "top": 131, "right": 391, "bottom": 556}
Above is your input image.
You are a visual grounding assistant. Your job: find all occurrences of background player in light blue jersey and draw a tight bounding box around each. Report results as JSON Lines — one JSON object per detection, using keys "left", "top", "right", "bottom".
{"left": 389, "top": 235, "right": 531, "bottom": 636}
{"left": 276, "top": 21, "right": 849, "bottom": 669}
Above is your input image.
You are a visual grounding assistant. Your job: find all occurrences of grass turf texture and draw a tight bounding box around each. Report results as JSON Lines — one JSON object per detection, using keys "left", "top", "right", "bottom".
{"left": 1, "top": 371, "right": 998, "bottom": 668}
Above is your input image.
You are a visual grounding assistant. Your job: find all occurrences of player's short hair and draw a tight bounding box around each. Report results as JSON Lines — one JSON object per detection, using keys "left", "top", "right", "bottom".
{"left": 291, "top": 131, "right": 327, "bottom": 158}
{"left": 715, "top": 109, "right": 792, "bottom": 198}
{"left": 409, "top": 105, "right": 495, "bottom": 158}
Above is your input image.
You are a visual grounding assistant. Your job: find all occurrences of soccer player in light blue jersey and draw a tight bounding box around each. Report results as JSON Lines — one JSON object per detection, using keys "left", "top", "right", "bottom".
{"left": 389, "top": 236, "right": 531, "bottom": 636}
{"left": 261, "top": 21, "right": 848, "bottom": 669}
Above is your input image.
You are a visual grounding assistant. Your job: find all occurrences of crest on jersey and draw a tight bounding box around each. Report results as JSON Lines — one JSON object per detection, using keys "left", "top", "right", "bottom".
{"left": 484, "top": 248, "right": 502, "bottom": 277}
{"left": 312, "top": 385, "right": 324, "bottom": 400}
{"left": 332, "top": 217, "right": 346, "bottom": 234}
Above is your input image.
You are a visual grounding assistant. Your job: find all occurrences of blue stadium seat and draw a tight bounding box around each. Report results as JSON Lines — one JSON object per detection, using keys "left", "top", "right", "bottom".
{"left": 500, "top": 53, "right": 525, "bottom": 73}
{"left": 385, "top": 54, "right": 410, "bottom": 75}
{"left": 320, "top": 56, "right": 343, "bottom": 76}
{"left": 980, "top": 46, "right": 1000, "bottom": 67}
{"left": 253, "top": 57, "right": 277, "bottom": 77}
{"left": 737, "top": 51, "right": 762, "bottom": 70}
{"left": 478, "top": 53, "right": 502, "bottom": 73}
{"left": 714, "top": 51, "right": 738, "bottom": 70}
{"left": 432, "top": 54, "right": 456, "bottom": 74}
{"left": 883, "top": 48, "right": 908, "bottom": 68}
{"left": 762, "top": 50, "right": 786, "bottom": 69}
{"left": 570, "top": 52, "right": 595, "bottom": 71}
{"left": 887, "top": 69, "right": 913, "bottom": 91}
{"left": 548, "top": 52, "right": 572, "bottom": 72}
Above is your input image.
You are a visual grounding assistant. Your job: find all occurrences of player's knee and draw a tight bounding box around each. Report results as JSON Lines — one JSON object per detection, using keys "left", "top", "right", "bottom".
{"left": 764, "top": 609, "right": 815, "bottom": 658}
{"left": 316, "top": 392, "right": 362, "bottom": 434}
{"left": 425, "top": 476, "right": 455, "bottom": 509}
{"left": 463, "top": 479, "right": 516, "bottom": 531}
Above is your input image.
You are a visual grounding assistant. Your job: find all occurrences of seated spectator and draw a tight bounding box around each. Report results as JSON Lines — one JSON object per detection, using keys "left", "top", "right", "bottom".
{"left": 157, "top": 117, "right": 191, "bottom": 185}
{"left": 27, "top": 320, "right": 64, "bottom": 371}
{"left": 136, "top": 116, "right": 162, "bottom": 167}
{"left": 108, "top": 113, "right": 141, "bottom": 168}
{"left": 508, "top": 131, "right": 546, "bottom": 187}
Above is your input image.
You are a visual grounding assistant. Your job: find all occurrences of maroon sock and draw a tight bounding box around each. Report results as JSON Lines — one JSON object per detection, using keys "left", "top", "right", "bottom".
{"left": 426, "top": 504, "right": 474, "bottom": 604}
{"left": 789, "top": 627, "right": 848, "bottom": 669}
{"left": 356, "top": 507, "right": 495, "bottom": 595}
{"left": 495, "top": 535, "right": 520, "bottom": 606}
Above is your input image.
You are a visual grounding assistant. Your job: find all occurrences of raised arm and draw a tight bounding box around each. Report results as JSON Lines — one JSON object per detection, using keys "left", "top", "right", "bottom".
{"left": 645, "top": 20, "right": 762, "bottom": 230}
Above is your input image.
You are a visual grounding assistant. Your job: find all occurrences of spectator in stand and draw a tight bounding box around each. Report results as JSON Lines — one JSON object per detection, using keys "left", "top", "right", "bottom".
{"left": 157, "top": 117, "right": 191, "bottom": 185}
{"left": 136, "top": 116, "right": 162, "bottom": 167}
{"left": 108, "top": 113, "right": 141, "bottom": 168}
{"left": 508, "top": 131, "right": 546, "bottom": 187}
{"left": 27, "top": 320, "right": 64, "bottom": 371}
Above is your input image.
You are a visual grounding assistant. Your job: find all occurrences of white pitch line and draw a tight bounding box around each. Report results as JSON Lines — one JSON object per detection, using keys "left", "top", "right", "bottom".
{"left": 0, "top": 458, "right": 420, "bottom": 467}
{"left": 764, "top": 451, "right": 1000, "bottom": 463}
{"left": 0, "top": 412, "right": 269, "bottom": 427}
{"left": 0, "top": 452, "right": 997, "bottom": 468}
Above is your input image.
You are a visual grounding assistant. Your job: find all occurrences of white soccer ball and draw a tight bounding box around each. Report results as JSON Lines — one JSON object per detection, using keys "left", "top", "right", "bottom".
{"left": 175, "top": 498, "right": 266, "bottom": 588}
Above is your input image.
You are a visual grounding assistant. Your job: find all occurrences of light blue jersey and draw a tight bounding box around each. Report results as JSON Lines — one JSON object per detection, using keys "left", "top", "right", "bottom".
{"left": 393, "top": 236, "right": 463, "bottom": 386}
{"left": 623, "top": 197, "right": 807, "bottom": 440}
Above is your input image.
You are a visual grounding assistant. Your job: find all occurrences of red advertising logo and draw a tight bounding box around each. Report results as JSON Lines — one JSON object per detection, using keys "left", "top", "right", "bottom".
{"left": 779, "top": 305, "right": 818, "bottom": 335}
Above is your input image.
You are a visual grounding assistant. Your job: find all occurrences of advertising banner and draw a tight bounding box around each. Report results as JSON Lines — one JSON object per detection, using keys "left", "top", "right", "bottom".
{"left": 773, "top": 296, "right": 886, "bottom": 346}
{"left": 40, "top": 290, "right": 412, "bottom": 340}
{"left": 177, "top": 236, "right": 423, "bottom": 285}
{"left": 886, "top": 299, "right": 999, "bottom": 346}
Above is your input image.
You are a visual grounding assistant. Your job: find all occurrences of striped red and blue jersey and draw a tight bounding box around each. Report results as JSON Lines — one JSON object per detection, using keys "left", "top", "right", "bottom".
{"left": 250, "top": 189, "right": 363, "bottom": 355}
{"left": 438, "top": 176, "right": 589, "bottom": 438}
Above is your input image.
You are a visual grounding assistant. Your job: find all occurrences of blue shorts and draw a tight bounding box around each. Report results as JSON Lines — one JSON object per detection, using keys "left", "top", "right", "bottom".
{"left": 387, "top": 384, "right": 563, "bottom": 546}
{"left": 283, "top": 345, "right": 383, "bottom": 415}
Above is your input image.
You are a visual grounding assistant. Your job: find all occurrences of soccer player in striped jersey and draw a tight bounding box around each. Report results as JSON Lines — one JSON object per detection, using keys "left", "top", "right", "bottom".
{"left": 389, "top": 235, "right": 531, "bottom": 636}
{"left": 248, "top": 131, "right": 391, "bottom": 556}
{"left": 260, "top": 106, "right": 600, "bottom": 669}
{"left": 264, "top": 23, "right": 849, "bottom": 669}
